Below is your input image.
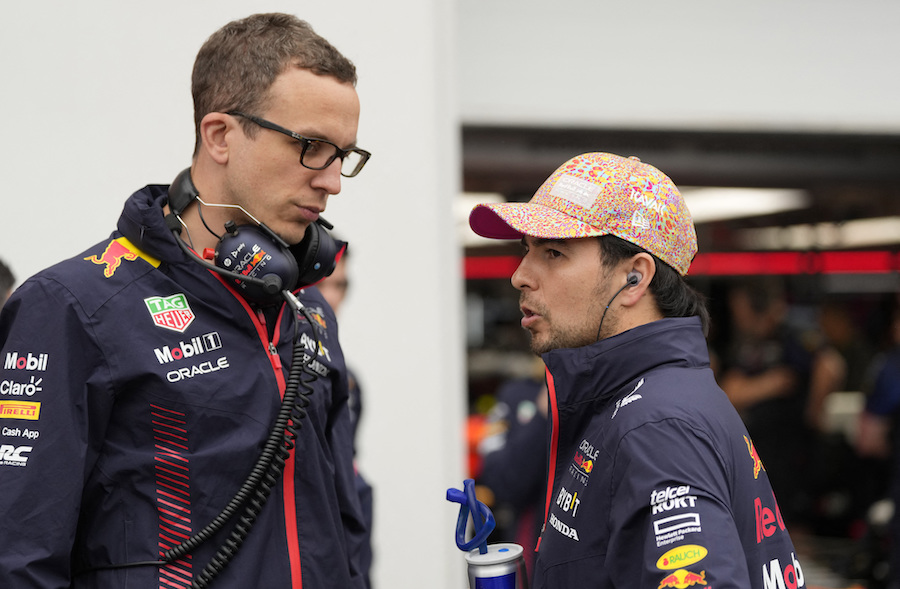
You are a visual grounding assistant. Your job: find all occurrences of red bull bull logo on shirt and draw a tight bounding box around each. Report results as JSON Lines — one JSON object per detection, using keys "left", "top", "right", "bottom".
{"left": 84, "top": 237, "right": 159, "bottom": 278}
{"left": 573, "top": 451, "right": 593, "bottom": 474}
{"left": 744, "top": 435, "right": 765, "bottom": 479}
{"left": 657, "top": 569, "right": 707, "bottom": 589}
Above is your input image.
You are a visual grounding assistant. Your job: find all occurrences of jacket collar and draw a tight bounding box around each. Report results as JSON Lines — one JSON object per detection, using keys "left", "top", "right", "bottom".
{"left": 117, "top": 184, "right": 188, "bottom": 264}
{"left": 542, "top": 316, "right": 709, "bottom": 407}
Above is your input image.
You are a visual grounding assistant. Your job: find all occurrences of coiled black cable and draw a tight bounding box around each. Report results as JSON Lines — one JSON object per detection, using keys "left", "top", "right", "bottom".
{"left": 162, "top": 292, "right": 319, "bottom": 588}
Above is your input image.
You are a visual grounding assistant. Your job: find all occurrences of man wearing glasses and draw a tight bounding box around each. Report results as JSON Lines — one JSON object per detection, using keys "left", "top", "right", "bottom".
{"left": 0, "top": 13, "right": 370, "bottom": 589}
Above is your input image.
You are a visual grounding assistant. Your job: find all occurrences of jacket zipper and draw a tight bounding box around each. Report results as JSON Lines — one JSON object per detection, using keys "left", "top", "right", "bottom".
{"left": 536, "top": 367, "right": 561, "bottom": 552}
{"left": 209, "top": 271, "right": 303, "bottom": 587}
{"left": 254, "top": 306, "right": 303, "bottom": 588}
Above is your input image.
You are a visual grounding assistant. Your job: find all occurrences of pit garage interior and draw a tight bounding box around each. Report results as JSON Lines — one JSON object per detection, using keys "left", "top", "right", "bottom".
{"left": 461, "top": 125, "right": 900, "bottom": 587}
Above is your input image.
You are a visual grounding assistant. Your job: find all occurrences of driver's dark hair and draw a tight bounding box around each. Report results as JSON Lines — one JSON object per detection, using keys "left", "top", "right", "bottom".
{"left": 598, "top": 234, "right": 710, "bottom": 336}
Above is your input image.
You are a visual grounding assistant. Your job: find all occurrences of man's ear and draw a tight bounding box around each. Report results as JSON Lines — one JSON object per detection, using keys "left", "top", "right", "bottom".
{"left": 198, "top": 112, "right": 234, "bottom": 165}
{"left": 619, "top": 253, "right": 655, "bottom": 306}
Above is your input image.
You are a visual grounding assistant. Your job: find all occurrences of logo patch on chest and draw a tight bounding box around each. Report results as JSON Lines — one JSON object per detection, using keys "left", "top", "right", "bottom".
{"left": 145, "top": 293, "right": 195, "bottom": 333}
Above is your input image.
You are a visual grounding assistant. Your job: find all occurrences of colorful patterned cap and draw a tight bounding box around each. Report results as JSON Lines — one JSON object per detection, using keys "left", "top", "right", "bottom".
{"left": 468, "top": 152, "right": 698, "bottom": 275}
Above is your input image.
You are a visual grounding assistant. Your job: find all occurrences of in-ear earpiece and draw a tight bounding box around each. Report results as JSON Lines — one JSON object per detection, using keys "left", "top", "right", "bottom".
{"left": 597, "top": 269, "right": 644, "bottom": 341}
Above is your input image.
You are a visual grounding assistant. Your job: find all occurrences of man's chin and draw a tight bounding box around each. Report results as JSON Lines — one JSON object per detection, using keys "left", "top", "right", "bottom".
{"left": 528, "top": 334, "right": 553, "bottom": 356}
{"left": 276, "top": 223, "right": 312, "bottom": 247}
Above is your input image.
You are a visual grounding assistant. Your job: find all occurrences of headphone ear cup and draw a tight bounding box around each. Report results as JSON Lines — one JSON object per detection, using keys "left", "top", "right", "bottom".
{"left": 214, "top": 225, "right": 299, "bottom": 304}
{"left": 167, "top": 168, "right": 199, "bottom": 216}
{"left": 291, "top": 222, "right": 340, "bottom": 287}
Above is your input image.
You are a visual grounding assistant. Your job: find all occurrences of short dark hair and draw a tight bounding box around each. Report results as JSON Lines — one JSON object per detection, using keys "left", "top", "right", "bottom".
{"left": 598, "top": 235, "right": 710, "bottom": 336}
{"left": 191, "top": 13, "right": 358, "bottom": 155}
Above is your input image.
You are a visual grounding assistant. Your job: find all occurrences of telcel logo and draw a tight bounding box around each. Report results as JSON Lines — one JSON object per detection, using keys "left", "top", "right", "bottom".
{"left": 657, "top": 545, "right": 708, "bottom": 570}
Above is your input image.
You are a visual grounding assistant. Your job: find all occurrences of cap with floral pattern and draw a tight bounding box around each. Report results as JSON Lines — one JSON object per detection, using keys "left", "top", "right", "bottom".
{"left": 468, "top": 152, "right": 697, "bottom": 275}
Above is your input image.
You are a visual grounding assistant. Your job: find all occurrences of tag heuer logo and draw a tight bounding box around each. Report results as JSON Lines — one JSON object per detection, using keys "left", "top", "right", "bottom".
{"left": 145, "top": 294, "right": 195, "bottom": 333}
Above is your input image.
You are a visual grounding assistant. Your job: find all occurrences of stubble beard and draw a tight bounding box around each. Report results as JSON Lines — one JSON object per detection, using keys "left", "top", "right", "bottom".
{"left": 526, "top": 309, "right": 611, "bottom": 356}
{"left": 524, "top": 282, "right": 614, "bottom": 356}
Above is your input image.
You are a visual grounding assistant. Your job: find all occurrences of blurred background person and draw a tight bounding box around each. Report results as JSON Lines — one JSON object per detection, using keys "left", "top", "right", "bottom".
{"left": 319, "top": 246, "right": 360, "bottom": 436}
{"left": 804, "top": 299, "right": 887, "bottom": 544}
{"left": 718, "top": 277, "right": 877, "bottom": 542}
{"left": 471, "top": 356, "right": 548, "bottom": 583}
{"left": 318, "top": 245, "right": 374, "bottom": 589}
{"left": 0, "top": 258, "right": 14, "bottom": 306}
{"left": 856, "top": 302, "right": 900, "bottom": 589}
{"left": 718, "top": 277, "right": 817, "bottom": 528}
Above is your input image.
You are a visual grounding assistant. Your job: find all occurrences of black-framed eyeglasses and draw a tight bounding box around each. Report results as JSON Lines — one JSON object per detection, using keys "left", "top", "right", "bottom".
{"left": 227, "top": 111, "right": 371, "bottom": 178}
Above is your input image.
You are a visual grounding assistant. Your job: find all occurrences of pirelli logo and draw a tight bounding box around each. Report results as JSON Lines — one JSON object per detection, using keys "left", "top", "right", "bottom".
{"left": 0, "top": 401, "right": 41, "bottom": 421}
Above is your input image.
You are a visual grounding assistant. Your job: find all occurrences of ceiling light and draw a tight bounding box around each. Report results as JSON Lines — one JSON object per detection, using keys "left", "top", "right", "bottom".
{"left": 739, "top": 216, "right": 900, "bottom": 250}
{"left": 681, "top": 187, "right": 810, "bottom": 224}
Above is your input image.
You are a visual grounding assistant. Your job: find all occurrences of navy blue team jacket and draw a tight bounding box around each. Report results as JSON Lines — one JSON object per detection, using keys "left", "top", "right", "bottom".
{"left": 0, "top": 186, "right": 366, "bottom": 588}
{"left": 533, "top": 317, "right": 806, "bottom": 589}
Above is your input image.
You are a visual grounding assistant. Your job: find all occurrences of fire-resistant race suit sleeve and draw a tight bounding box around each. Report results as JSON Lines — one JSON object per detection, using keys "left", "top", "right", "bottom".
{"left": 0, "top": 276, "right": 116, "bottom": 587}
{"left": 606, "top": 418, "right": 752, "bottom": 588}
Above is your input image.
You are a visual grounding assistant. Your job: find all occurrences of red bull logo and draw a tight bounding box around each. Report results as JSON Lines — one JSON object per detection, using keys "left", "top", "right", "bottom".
{"left": 573, "top": 451, "right": 593, "bottom": 474}
{"left": 240, "top": 249, "right": 269, "bottom": 276}
{"left": 657, "top": 569, "right": 707, "bottom": 589}
{"left": 755, "top": 493, "right": 786, "bottom": 543}
{"left": 744, "top": 435, "right": 765, "bottom": 479}
{"left": 311, "top": 312, "right": 327, "bottom": 330}
{"left": 84, "top": 238, "right": 139, "bottom": 278}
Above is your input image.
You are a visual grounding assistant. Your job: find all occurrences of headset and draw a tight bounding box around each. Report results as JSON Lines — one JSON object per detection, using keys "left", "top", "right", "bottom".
{"left": 596, "top": 270, "right": 643, "bottom": 341}
{"left": 165, "top": 167, "right": 342, "bottom": 305}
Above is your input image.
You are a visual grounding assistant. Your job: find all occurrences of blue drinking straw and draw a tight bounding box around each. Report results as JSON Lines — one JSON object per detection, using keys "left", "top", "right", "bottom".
{"left": 446, "top": 478, "right": 495, "bottom": 555}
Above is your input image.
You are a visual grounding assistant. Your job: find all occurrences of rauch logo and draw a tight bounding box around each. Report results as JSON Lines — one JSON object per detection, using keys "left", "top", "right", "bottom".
{"left": 145, "top": 294, "right": 195, "bottom": 333}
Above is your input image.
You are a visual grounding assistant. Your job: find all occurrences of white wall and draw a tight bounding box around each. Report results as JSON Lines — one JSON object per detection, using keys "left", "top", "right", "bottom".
{"left": 457, "top": 0, "right": 900, "bottom": 133}
{"left": 0, "top": 2, "right": 466, "bottom": 588}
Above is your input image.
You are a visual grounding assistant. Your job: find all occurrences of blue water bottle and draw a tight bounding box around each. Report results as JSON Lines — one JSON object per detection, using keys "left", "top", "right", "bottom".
{"left": 447, "top": 479, "right": 529, "bottom": 589}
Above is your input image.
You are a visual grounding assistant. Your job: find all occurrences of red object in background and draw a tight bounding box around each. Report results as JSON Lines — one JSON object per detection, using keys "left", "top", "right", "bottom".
{"left": 465, "top": 251, "right": 900, "bottom": 280}
{"left": 466, "top": 414, "right": 488, "bottom": 479}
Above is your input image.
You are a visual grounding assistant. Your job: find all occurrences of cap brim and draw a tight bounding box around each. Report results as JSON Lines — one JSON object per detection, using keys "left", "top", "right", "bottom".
{"left": 469, "top": 203, "right": 605, "bottom": 240}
